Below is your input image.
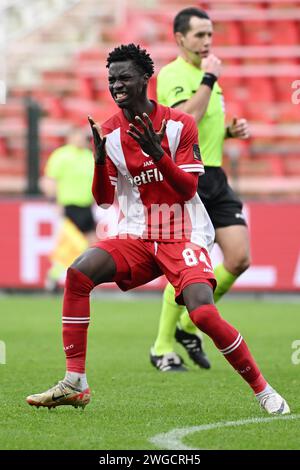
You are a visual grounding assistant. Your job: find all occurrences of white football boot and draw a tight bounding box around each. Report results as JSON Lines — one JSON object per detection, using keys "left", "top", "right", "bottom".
{"left": 258, "top": 391, "right": 290, "bottom": 415}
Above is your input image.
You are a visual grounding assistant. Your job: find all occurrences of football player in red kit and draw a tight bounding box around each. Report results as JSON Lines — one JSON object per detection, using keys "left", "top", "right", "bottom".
{"left": 26, "top": 44, "right": 289, "bottom": 415}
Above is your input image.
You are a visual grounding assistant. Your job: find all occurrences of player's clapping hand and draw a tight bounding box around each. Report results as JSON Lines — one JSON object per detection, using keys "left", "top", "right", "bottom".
{"left": 228, "top": 117, "right": 250, "bottom": 140}
{"left": 88, "top": 116, "right": 107, "bottom": 164}
{"left": 127, "top": 113, "right": 167, "bottom": 161}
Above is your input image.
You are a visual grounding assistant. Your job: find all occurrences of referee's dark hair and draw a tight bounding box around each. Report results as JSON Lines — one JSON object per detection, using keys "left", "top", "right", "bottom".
{"left": 106, "top": 43, "right": 154, "bottom": 77}
{"left": 174, "top": 8, "right": 211, "bottom": 35}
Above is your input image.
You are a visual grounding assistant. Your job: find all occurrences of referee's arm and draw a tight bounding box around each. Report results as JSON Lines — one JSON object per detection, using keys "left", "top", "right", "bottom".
{"left": 174, "top": 54, "right": 221, "bottom": 123}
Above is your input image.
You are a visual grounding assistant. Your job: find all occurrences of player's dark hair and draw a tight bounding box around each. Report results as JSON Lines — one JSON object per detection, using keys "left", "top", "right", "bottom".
{"left": 106, "top": 44, "right": 154, "bottom": 77}
{"left": 173, "top": 8, "right": 210, "bottom": 35}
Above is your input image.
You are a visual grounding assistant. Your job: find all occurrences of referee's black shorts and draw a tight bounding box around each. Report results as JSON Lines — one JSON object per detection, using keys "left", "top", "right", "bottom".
{"left": 197, "top": 166, "right": 247, "bottom": 229}
{"left": 64, "top": 205, "right": 96, "bottom": 234}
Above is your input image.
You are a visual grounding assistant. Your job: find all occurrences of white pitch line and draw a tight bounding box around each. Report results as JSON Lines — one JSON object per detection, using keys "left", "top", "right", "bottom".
{"left": 149, "top": 414, "right": 300, "bottom": 450}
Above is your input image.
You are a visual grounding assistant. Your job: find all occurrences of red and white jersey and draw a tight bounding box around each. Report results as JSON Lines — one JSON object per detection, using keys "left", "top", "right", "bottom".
{"left": 102, "top": 101, "right": 215, "bottom": 251}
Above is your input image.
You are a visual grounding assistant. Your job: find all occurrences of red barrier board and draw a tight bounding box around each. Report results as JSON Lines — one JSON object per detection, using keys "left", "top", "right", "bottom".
{"left": 0, "top": 199, "right": 299, "bottom": 291}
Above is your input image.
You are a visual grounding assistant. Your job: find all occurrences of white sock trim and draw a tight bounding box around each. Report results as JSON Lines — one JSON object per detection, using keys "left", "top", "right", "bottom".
{"left": 62, "top": 320, "right": 90, "bottom": 324}
{"left": 219, "top": 334, "right": 243, "bottom": 355}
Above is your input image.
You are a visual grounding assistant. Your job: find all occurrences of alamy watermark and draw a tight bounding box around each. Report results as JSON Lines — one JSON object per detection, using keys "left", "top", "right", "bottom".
{"left": 96, "top": 198, "right": 214, "bottom": 247}
{"left": 291, "top": 80, "right": 300, "bottom": 105}
{"left": 291, "top": 340, "right": 300, "bottom": 365}
{"left": 0, "top": 341, "right": 6, "bottom": 364}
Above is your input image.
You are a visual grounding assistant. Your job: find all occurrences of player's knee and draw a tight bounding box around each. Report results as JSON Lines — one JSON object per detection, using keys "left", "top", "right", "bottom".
{"left": 187, "top": 296, "right": 213, "bottom": 313}
{"left": 190, "top": 304, "right": 219, "bottom": 331}
{"left": 65, "top": 267, "right": 94, "bottom": 295}
{"left": 235, "top": 253, "right": 250, "bottom": 275}
{"left": 183, "top": 283, "right": 214, "bottom": 313}
{"left": 69, "top": 247, "right": 116, "bottom": 285}
{"left": 226, "top": 252, "right": 250, "bottom": 276}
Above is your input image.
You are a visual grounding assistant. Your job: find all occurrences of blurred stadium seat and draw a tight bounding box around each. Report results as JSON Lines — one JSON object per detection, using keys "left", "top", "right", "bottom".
{"left": 1, "top": 0, "right": 299, "bottom": 198}
{"left": 213, "top": 21, "right": 242, "bottom": 46}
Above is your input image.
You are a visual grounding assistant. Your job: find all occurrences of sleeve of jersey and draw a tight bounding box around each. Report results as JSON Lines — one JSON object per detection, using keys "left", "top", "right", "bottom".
{"left": 157, "top": 69, "right": 191, "bottom": 107}
{"left": 155, "top": 155, "right": 199, "bottom": 201}
{"left": 155, "top": 117, "right": 203, "bottom": 201}
{"left": 174, "top": 116, "right": 204, "bottom": 175}
{"left": 92, "top": 156, "right": 117, "bottom": 207}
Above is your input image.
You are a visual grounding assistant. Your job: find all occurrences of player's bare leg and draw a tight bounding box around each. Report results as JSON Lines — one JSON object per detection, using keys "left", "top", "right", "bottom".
{"left": 151, "top": 226, "right": 250, "bottom": 371}
{"left": 26, "top": 247, "right": 117, "bottom": 409}
{"left": 178, "top": 224, "right": 250, "bottom": 330}
{"left": 214, "top": 224, "right": 250, "bottom": 297}
{"left": 183, "top": 282, "right": 290, "bottom": 415}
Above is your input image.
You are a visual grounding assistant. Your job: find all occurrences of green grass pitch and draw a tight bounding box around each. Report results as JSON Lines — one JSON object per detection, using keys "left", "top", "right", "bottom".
{"left": 0, "top": 294, "right": 299, "bottom": 450}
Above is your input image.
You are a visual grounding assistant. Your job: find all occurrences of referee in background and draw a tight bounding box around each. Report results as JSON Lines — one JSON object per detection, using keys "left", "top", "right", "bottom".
{"left": 150, "top": 7, "right": 251, "bottom": 372}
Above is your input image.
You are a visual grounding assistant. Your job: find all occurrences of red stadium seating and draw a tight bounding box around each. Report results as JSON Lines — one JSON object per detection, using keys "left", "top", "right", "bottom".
{"left": 273, "top": 75, "right": 298, "bottom": 102}
{"left": 241, "top": 20, "right": 271, "bottom": 46}
{"left": 284, "top": 155, "right": 300, "bottom": 176}
{"left": 1, "top": 0, "right": 299, "bottom": 197}
{"left": 270, "top": 20, "right": 298, "bottom": 45}
{"left": 213, "top": 21, "right": 242, "bottom": 46}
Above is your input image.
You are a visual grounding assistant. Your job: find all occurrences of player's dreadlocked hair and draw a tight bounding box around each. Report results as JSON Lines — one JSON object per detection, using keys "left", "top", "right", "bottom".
{"left": 106, "top": 44, "right": 154, "bottom": 77}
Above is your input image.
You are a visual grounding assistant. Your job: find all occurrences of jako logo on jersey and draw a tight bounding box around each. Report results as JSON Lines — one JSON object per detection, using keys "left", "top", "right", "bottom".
{"left": 126, "top": 168, "right": 164, "bottom": 186}
{"left": 143, "top": 159, "right": 154, "bottom": 167}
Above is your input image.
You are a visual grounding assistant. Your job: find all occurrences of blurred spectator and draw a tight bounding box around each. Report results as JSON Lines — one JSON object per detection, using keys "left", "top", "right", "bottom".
{"left": 41, "top": 125, "right": 97, "bottom": 292}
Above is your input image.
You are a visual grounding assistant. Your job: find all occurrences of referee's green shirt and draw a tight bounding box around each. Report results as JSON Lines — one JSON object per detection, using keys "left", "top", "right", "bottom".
{"left": 45, "top": 144, "right": 94, "bottom": 207}
{"left": 157, "top": 56, "right": 226, "bottom": 167}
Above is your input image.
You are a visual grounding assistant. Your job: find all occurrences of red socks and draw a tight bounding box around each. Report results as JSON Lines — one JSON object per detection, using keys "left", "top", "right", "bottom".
{"left": 62, "top": 271, "right": 267, "bottom": 395}
{"left": 62, "top": 268, "right": 95, "bottom": 373}
{"left": 190, "top": 304, "right": 267, "bottom": 394}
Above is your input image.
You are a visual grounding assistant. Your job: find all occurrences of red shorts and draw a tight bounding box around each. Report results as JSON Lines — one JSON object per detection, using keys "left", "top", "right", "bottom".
{"left": 94, "top": 237, "right": 216, "bottom": 305}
